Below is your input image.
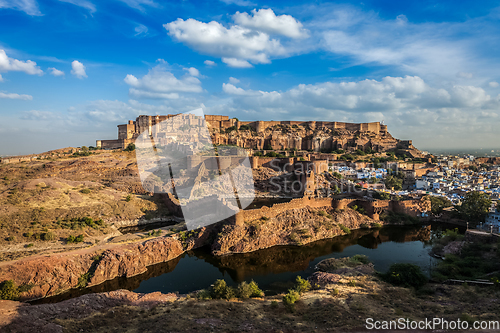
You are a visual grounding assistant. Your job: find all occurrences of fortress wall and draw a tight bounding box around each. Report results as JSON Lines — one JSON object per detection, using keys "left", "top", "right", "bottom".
{"left": 390, "top": 198, "right": 431, "bottom": 217}
{"left": 235, "top": 197, "right": 335, "bottom": 224}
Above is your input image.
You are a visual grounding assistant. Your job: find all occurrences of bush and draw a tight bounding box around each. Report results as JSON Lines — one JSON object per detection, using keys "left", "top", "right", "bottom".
{"left": 382, "top": 263, "right": 427, "bottom": 288}
{"left": 25, "top": 243, "right": 34, "bottom": 248}
{"left": 42, "top": 232, "right": 55, "bottom": 241}
{"left": 67, "top": 234, "right": 84, "bottom": 244}
{"left": 295, "top": 276, "right": 311, "bottom": 294}
{"left": 237, "top": 281, "right": 263, "bottom": 298}
{"left": 80, "top": 188, "right": 91, "bottom": 194}
{"left": 125, "top": 194, "right": 132, "bottom": 202}
{"left": 0, "top": 280, "right": 19, "bottom": 300}
{"left": 24, "top": 232, "right": 33, "bottom": 238}
{"left": 211, "top": 279, "right": 235, "bottom": 300}
{"left": 360, "top": 223, "right": 370, "bottom": 229}
{"left": 318, "top": 210, "right": 327, "bottom": 217}
{"left": 351, "top": 254, "right": 370, "bottom": 264}
{"left": 6, "top": 236, "right": 15, "bottom": 242}
{"left": 338, "top": 224, "right": 351, "bottom": 234}
{"left": 124, "top": 143, "right": 136, "bottom": 152}
{"left": 283, "top": 289, "right": 300, "bottom": 311}
{"left": 372, "top": 222, "right": 382, "bottom": 228}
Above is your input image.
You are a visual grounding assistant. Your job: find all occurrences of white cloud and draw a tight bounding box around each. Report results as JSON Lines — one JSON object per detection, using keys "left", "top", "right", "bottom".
{"left": 184, "top": 67, "right": 200, "bottom": 77}
{"left": 215, "top": 75, "right": 500, "bottom": 149}
{"left": 0, "top": 0, "right": 41, "bottom": 16}
{"left": 0, "top": 91, "right": 33, "bottom": 100}
{"left": 219, "top": 0, "right": 255, "bottom": 6}
{"left": 489, "top": 82, "right": 499, "bottom": 88}
{"left": 233, "top": 8, "right": 308, "bottom": 38}
{"left": 229, "top": 77, "right": 240, "bottom": 84}
{"left": 71, "top": 60, "right": 87, "bottom": 79}
{"left": 58, "top": 0, "right": 96, "bottom": 13}
{"left": 204, "top": 60, "right": 216, "bottom": 66}
{"left": 165, "top": 18, "right": 286, "bottom": 66}
{"left": 116, "top": 0, "right": 158, "bottom": 11}
{"left": 222, "top": 83, "right": 260, "bottom": 96}
{"left": 124, "top": 64, "right": 202, "bottom": 99}
{"left": 313, "top": 5, "right": 500, "bottom": 83}
{"left": 134, "top": 24, "right": 148, "bottom": 36}
{"left": 0, "top": 74, "right": 3, "bottom": 82}
{"left": 222, "top": 58, "right": 253, "bottom": 68}
{"left": 0, "top": 49, "right": 43, "bottom": 75}
{"left": 48, "top": 67, "right": 64, "bottom": 77}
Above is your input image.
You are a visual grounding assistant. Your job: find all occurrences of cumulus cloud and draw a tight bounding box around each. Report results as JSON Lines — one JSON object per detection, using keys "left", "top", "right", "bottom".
{"left": 71, "top": 60, "right": 87, "bottom": 79}
{"left": 184, "top": 67, "right": 200, "bottom": 77}
{"left": 48, "top": 67, "right": 64, "bottom": 77}
{"left": 58, "top": 0, "right": 96, "bottom": 13}
{"left": 233, "top": 8, "right": 308, "bottom": 38}
{"left": 165, "top": 18, "right": 286, "bottom": 66}
{"left": 0, "top": 0, "right": 41, "bottom": 16}
{"left": 489, "top": 82, "right": 499, "bottom": 88}
{"left": 216, "top": 75, "right": 500, "bottom": 148}
{"left": 124, "top": 64, "right": 202, "bottom": 99}
{"left": 228, "top": 77, "right": 240, "bottom": 84}
{"left": 222, "top": 83, "right": 260, "bottom": 96}
{"left": 204, "top": 60, "right": 216, "bottom": 66}
{"left": 0, "top": 49, "right": 43, "bottom": 75}
{"left": 0, "top": 91, "right": 33, "bottom": 100}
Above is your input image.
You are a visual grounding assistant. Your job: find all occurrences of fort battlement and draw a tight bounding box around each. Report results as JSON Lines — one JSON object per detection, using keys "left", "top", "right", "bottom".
{"left": 97, "top": 114, "right": 391, "bottom": 151}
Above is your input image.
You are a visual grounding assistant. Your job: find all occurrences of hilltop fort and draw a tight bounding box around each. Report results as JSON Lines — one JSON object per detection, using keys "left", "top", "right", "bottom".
{"left": 97, "top": 114, "right": 423, "bottom": 158}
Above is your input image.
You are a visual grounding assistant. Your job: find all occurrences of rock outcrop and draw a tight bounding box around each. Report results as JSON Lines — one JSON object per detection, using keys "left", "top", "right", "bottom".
{"left": 212, "top": 207, "right": 379, "bottom": 255}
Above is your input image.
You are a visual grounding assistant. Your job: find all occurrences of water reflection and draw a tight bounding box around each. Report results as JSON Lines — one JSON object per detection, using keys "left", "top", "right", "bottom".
{"left": 33, "top": 224, "right": 437, "bottom": 304}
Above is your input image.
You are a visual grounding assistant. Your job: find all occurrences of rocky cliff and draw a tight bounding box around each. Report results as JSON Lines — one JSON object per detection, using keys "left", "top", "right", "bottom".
{"left": 0, "top": 206, "right": 380, "bottom": 301}
{"left": 212, "top": 207, "right": 380, "bottom": 255}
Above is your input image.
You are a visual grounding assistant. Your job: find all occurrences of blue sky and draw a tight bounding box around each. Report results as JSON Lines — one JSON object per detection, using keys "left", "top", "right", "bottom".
{"left": 0, "top": 0, "right": 500, "bottom": 155}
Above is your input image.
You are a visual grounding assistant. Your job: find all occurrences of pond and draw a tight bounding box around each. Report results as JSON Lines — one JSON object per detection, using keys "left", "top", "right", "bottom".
{"left": 32, "top": 223, "right": 459, "bottom": 304}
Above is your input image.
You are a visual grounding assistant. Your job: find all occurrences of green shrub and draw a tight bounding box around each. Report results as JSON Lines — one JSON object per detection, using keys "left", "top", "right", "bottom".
{"left": 248, "top": 280, "right": 264, "bottom": 297}
{"left": 25, "top": 243, "right": 34, "bottom": 248}
{"left": 270, "top": 300, "right": 278, "bottom": 309}
{"left": 80, "top": 188, "right": 91, "bottom": 194}
{"left": 295, "top": 276, "right": 311, "bottom": 294}
{"left": 318, "top": 210, "right": 327, "bottom": 216}
{"left": 24, "top": 232, "right": 33, "bottom": 238}
{"left": 77, "top": 272, "right": 91, "bottom": 288}
{"left": 330, "top": 288, "right": 339, "bottom": 296}
{"left": 211, "top": 279, "right": 235, "bottom": 300}
{"left": 382, "top": 263, "right": 427, "bottom": 288}
{"left": 348, "top": 280, "right": 356, "bottom": 287}
{"left": 125, "top": 194, "right": 132, "bottom": 202}
{"left": 360, "top": 223, "right": 370, "bottom": 229}
{"left": 124, "top": 143, "right": 136, "bottom": 152}
{"left": 350, "top": 254, "right": 370, "bottom": 264}
{"left": 338, "top": 224, "right": 351, "bottom": 234}
{"left": 6, "top": 236, "right": 15, "bottom": 242}
{"left": 0, "top": 280, "right": 19, "bottom": 300}
{"left": 42, "top": 232, "right": 55, "bottom": 241}
{"left": 373, "top": 222, "right": 382, "bottom": 228}
{"left": 283, "top": 289, "right": 300, "bottom": 312}
{"left": 196, "top": 289, "right": 212, "bottom": 300}
{"left": 67, "top": 234, "right": 84, "bottom": 244}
